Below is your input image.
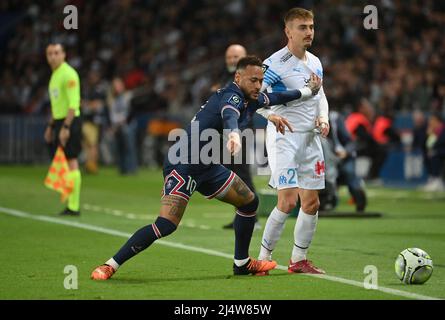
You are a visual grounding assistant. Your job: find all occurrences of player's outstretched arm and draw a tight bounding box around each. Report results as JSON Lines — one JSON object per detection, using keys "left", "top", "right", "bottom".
{"left": 259, "top": 73, "right": 322, "bottom": 107}
{"left": 255, "top": 87, "right": 310, "bottom": 122}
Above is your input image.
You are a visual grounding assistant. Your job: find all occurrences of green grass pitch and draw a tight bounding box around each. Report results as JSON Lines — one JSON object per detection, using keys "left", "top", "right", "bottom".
{"left": 0, "top": 165, "right": 444, "bottom": 300}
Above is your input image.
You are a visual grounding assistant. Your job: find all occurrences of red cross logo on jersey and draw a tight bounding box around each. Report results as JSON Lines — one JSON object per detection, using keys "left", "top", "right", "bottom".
{"left": 315, "top": 161, "right": 325, "bottom": 175}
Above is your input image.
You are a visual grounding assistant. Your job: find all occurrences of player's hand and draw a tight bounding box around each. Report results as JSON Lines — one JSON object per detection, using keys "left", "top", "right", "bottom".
{"left": 307, "top": 73, "right": 322, "bottom": 96}
{"left": 315, "top": 117, "right": 330, "bottom": 138}
{"left": 44, "top": 126, "right": 53, "bottom": 144}
{"left": 226, "top": 132, "right": 241, "bottom": 155}
{"left": 59, "top": 127, "right": 70, "bottom": 147}
{"left": 268, "top": 114, "right": 294, "bottom": 134}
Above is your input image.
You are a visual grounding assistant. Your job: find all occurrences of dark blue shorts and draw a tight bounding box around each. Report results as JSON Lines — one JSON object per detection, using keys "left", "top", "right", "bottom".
{"left": 162, "top": 163, "right": 236, "bottom": 202}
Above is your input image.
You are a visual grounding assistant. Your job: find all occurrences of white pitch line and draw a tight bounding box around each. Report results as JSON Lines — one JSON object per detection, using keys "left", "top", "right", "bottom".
{"left": 82, "top": 203, "right": 212, "bottom": 230}
{"left": 82, "top": 203, "right": 153, "bottom": 220}
{"left": 0, "top": 206, "right": 441, "bottom": 301}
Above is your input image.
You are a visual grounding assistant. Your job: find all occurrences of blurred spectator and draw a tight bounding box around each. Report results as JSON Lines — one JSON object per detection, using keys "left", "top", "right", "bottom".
{"left": 411, "top": 109, "right": 428, "bottom": 169}
{"left": 81, "top": 68, "right": 108, "bottom": 174}
{"left": 422, "top": 113, "right": 445, "bottom": 192}
{"left": 211, "top": 44, "right": 247, "bottom": 92}
{"left": 129, "top": 79, "right": 169, "bottom": 166}
{"left": 107, "top": 77, "right": 138, "bottom": 175}
{"left": 434, "top": 82, "right": 445, "bottom": 112}
{"left": 372, "top": 108, "right": 400, "bottom": 148}
{"left": 1, "top": 0, "right": 445, "bottom": 179}
{"left": 0, "top": 71, "right": 21, "bottom": 114}
{"left": 1, "top": 1, "right": 445, "bottom": 123}
{"left": 345, "top": 98, "right": 387, "bottom": 180}
{"left": 320, "top": 111, "right": 367, "bottom": 212}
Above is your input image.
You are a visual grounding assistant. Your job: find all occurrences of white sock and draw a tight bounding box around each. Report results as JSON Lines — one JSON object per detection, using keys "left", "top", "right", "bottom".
{"left": 258, "top": 207, "right": 289, "bottom": 260}
{"left": 106, "top": 258, "right": 120, "bottom": 271}
{"left": 234, "top": 257, "right": 250, "bottom": 267}
{"left": 291, "top": 209, "right": 318, "bottom": 263}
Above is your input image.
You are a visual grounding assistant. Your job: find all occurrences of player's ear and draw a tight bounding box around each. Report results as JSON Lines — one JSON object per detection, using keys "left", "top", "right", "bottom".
{"left": 234, "top": 70, "right": 241, "bottom": 83}
{"left": 284, "top": 25, "right": 292, "bottom": 39}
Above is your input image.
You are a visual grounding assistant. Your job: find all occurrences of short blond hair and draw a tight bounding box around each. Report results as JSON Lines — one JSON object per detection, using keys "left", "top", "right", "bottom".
{"left": 284, "top": 8, "right": 314, "bottom": 25}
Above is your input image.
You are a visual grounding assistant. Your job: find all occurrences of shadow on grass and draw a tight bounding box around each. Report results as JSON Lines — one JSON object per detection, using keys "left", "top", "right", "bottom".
{"left": 102, "top": 272, "right": 290, "bottom": 284}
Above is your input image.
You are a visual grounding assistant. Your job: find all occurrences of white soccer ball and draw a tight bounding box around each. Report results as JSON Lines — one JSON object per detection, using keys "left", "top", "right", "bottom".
{"left": 395, "top": 248, "right": 433, "bottom": 284}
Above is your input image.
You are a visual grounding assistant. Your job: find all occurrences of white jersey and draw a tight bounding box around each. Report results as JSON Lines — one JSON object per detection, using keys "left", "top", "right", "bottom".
{"left": 261, "top": 46, "right": 327, "bottom": 132}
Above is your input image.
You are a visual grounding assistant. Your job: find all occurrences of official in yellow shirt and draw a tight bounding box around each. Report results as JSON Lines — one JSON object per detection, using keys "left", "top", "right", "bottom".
{"left": 44, "top": 43, "right": 82, "bottom": 216}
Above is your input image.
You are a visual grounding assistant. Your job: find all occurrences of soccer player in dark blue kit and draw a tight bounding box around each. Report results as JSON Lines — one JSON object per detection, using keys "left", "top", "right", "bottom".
{"left": 91, "top": 56, "right": 321, "bottom": 279}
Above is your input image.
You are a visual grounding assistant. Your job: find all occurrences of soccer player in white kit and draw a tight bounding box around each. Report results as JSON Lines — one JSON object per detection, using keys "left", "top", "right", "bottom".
{"left": 256, "top": 8, "right": 329, "bottom": 274}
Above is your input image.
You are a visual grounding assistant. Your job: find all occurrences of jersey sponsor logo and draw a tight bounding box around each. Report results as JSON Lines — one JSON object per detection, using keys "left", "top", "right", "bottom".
{"left": 228, "top": 94, "right": 242, "bottom": 108}
{"left": 262, "top": 64, "right": 269, "bottom": 73}
{"left": 280, "top": 51, "right": 292, "bottom": 63}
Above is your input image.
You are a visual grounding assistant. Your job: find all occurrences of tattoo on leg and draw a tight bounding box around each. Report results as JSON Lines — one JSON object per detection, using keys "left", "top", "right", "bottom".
{"left": 232, "top": 176, "right": 252, "bottom": 199}
{"left": 161, "top": 196, "right": 187, "bottom": 218}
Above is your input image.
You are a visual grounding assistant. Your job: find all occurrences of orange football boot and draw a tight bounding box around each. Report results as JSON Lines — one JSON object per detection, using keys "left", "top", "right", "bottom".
{"left": 233, "top": 258, "right": 277, "bottom": 275}
{"left": 91, "top": 264, "right": 116, "bottom": 280}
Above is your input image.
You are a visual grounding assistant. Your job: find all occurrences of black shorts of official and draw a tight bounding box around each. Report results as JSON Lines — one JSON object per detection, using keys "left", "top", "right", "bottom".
{"left": 53, "top": 117, "right": 82, "bottom": 159}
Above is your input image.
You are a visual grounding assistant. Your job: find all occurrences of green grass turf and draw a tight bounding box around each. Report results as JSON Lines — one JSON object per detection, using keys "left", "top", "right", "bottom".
{"left": 0, "top": 165, "right": 444, "bottom": 300}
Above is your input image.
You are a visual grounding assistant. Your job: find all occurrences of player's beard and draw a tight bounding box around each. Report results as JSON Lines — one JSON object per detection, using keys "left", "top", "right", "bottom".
{"left": 249, "top": 91, "right": 259, "bottom": 100}
{"left": 303, "top": 40, "right": 312, "bottom": 49}
{"left": 303, "top": 36, "right": 313, "bottom": 49}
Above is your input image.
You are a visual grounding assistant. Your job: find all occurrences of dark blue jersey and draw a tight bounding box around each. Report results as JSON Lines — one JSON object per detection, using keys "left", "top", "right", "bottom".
{"left": 166, "top": 82, "right": 303, "bottom": 166}
{"left": 193, "top": 82, "right": 263, "bottom": 132}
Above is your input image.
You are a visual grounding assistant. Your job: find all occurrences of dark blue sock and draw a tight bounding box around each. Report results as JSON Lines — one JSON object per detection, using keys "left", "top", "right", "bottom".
{"left": 233, "top": 213, "right": 255, "bottom": 260}
{"left": 113, "top": 217, "right": 176, "bottom": 265}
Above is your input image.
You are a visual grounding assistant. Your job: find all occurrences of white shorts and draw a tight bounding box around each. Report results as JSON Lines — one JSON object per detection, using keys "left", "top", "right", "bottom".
{"left": 266, "top": 125, "right": 325, "bottom": 190}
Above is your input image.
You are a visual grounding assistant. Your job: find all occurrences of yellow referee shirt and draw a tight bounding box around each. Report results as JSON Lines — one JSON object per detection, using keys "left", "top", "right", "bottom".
{"left": 48, "top": 62, "right": 80, "bottom": 119}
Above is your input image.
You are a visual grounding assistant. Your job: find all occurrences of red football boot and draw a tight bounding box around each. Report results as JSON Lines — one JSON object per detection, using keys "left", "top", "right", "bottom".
{"left": 288, "top": 259, "right": 325, "bottom": 274}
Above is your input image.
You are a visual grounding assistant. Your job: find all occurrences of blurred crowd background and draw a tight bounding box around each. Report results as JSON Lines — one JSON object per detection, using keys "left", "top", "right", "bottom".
{"left": 1, "top": 0, "right": 444, "bottom": 190}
